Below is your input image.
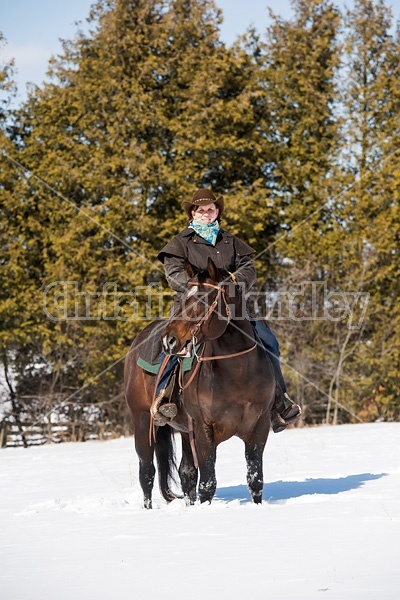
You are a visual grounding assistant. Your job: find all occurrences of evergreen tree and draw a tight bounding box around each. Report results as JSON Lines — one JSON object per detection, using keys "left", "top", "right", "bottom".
{"left": 260, "top": 0, "right": 341, "bottom": 235}
{"left": 6, "top": 0, "right": 263, "bottom": 418}
{"left": 251, "top": 0, "right": 342, "bottom": 421}
{"left": 1, "top": 34, "right": 38, "bottom": 441}
{"left": 337, "top": 0, "right": 400, "bottom": 421}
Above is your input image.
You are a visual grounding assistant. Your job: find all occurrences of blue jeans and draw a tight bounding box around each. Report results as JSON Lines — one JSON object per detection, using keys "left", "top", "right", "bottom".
{"left": 252, "top": 321, "right": 286, "bottom": 393}
{"left": 156, "top": 352, "right": 177, "bottom": 397}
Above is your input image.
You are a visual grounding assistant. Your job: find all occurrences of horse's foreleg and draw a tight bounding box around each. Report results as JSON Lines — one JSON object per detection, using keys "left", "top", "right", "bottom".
{"left": 244, "top": 421, "right": 269, "bottom": 504}
{"left": 179, "top": 433, "right": 198, "bottom": 505}
{"left": 244, "top": 442, "right": 264, "bottom": 504}
{"left": 195, "top": 424, "right": 217, "bottom": 504}
{"left": 134, "top": 412, "right": 155, "bottom": 509}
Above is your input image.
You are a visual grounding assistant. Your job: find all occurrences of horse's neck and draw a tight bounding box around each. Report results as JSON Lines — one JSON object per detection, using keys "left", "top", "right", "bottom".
{"left": 214, "top": 317, "right": 255, "bottom": 350}
{"left": 229, "top": 317, "right": 255, "bottom": 338}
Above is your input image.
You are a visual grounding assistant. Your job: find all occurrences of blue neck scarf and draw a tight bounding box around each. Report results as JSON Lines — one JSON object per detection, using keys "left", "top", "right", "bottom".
{"left": 189, "top": 219, "right": 220, "bottom": 246}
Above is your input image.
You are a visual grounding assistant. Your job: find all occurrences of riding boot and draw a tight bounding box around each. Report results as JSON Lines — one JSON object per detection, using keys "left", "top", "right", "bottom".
{"left": 271, "top": 387, "right": 302, "bottom": 433}
{"left": 270, "top": 408, "right": 287, "bottom": 434}
{"left": 158, "top": 401, "right": 178, "bottom": 419}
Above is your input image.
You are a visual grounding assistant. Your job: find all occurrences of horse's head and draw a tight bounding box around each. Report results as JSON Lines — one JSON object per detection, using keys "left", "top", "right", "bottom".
{"left": 162, "top": 258, "right": 243, "bottom": 356}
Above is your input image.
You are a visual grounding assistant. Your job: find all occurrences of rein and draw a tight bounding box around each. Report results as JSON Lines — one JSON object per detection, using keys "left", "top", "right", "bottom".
{"left": 178, "top": 341, "right": 256, "bottom": 391}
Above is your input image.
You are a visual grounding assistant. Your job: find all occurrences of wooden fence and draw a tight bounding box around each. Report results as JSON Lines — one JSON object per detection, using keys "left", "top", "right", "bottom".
{"left": 0, "top": 393, "right": 134, "bottom": 448}
{"left": 0, "top": 418, "right": 132, "bottom": 448}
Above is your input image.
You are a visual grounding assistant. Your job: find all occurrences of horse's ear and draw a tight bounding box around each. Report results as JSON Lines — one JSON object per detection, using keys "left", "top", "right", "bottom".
{"left": 207, "top": 257, "right": 221, "bottom": 282}
{"left": 184, "top": 259, "right": 198, "bottom": 279}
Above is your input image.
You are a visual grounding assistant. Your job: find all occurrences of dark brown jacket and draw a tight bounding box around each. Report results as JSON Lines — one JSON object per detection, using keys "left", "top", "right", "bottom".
{"left": 157, "top": 227, "right": 256, "bottom": 292}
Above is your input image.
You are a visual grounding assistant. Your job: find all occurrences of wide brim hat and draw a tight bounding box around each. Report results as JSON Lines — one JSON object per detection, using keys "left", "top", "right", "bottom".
{"left": 182, "top": 188, "right": 224, "bottom": 218}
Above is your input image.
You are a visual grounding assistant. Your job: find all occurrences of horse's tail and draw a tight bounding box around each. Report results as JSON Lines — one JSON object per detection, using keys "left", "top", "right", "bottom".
{"left": 155, "top": 425, "right": 181, "bottom": 503}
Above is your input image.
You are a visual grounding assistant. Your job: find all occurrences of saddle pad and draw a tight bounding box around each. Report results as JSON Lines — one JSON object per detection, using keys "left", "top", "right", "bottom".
{"left": 137, "top": 346, "right": 201, "bottom": 375}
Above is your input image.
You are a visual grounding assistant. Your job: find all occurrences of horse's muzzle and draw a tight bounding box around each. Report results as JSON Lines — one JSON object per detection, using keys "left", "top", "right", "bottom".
{"left": 162, "top": 334, "right": 179, "bottom": 354}
{"left": 163, "top": 334, "right": 192, "bottom": 357}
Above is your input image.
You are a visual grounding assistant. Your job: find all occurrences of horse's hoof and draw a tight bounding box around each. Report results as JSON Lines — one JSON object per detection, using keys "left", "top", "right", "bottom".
{"left": 184, "top": 494, "right": 196, "bottom": 506}
{"left": 158, "top": 402, "right": 178, "bottom": 419}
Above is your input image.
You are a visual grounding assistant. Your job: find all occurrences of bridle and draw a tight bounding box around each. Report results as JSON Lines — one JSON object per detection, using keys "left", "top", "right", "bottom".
{"left": 178, "top": 280, "right": 257, "bottom": 391}
{"left": 187, "top": 280, "right": 231, "bottom": 344}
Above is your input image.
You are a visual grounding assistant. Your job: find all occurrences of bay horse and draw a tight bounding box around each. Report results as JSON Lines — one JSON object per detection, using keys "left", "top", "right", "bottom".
{"left": 124, "top": 258, "right": 276, "bottom": 508}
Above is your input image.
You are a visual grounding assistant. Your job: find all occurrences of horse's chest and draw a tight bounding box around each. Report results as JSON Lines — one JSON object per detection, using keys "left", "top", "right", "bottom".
{"left": 184, "top": 379, "right": 267, "bottom": 423}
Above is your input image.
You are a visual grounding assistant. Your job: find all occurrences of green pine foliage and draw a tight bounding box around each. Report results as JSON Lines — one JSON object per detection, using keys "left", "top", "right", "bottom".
{"left": 337, "top": 0, "right": 400, "bottom": 422}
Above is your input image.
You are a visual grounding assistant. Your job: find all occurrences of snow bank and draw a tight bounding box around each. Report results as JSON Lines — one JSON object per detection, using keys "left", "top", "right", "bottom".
{"left": 1, "top": 423, "right": 399, "bottom": 599}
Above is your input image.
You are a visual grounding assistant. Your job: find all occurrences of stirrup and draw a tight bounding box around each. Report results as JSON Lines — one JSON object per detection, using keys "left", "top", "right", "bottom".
{"left": 151, "top": 362, "right": 178, "bottom": 422}
{"left": 150, "top": 388, "right": 167, "bottom": 419}
{"left": 151, "top": 387, "right": 178, "bottom": 422}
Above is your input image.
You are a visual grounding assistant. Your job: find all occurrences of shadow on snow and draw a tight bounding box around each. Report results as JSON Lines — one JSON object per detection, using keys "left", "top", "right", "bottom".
{"left": 215, "top": 473, "right": 387, "bottom": 504}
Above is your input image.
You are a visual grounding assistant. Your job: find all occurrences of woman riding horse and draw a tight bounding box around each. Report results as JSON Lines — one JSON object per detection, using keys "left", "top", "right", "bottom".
{"left": 155, "top": 188, "right": 301, "bottom": 433}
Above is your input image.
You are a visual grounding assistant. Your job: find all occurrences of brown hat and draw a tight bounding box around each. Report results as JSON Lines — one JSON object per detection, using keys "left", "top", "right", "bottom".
{"left": 182, "top": 188, "right": 224, "bottom": 218}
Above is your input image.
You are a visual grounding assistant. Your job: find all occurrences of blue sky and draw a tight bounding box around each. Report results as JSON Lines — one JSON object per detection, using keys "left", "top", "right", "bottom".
{"left": 1, "top": 0, "right": 398, "bottom": 105}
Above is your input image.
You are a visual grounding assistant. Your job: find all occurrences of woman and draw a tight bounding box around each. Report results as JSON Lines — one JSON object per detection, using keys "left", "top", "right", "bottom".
{"left": 156, "top": 188, "right": 301, "bottom": 433}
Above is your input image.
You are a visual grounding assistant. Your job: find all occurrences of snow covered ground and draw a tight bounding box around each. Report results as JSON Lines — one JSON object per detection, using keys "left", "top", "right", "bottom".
{"left": 1, "top": 422, "right": 399, "bottom": 600}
